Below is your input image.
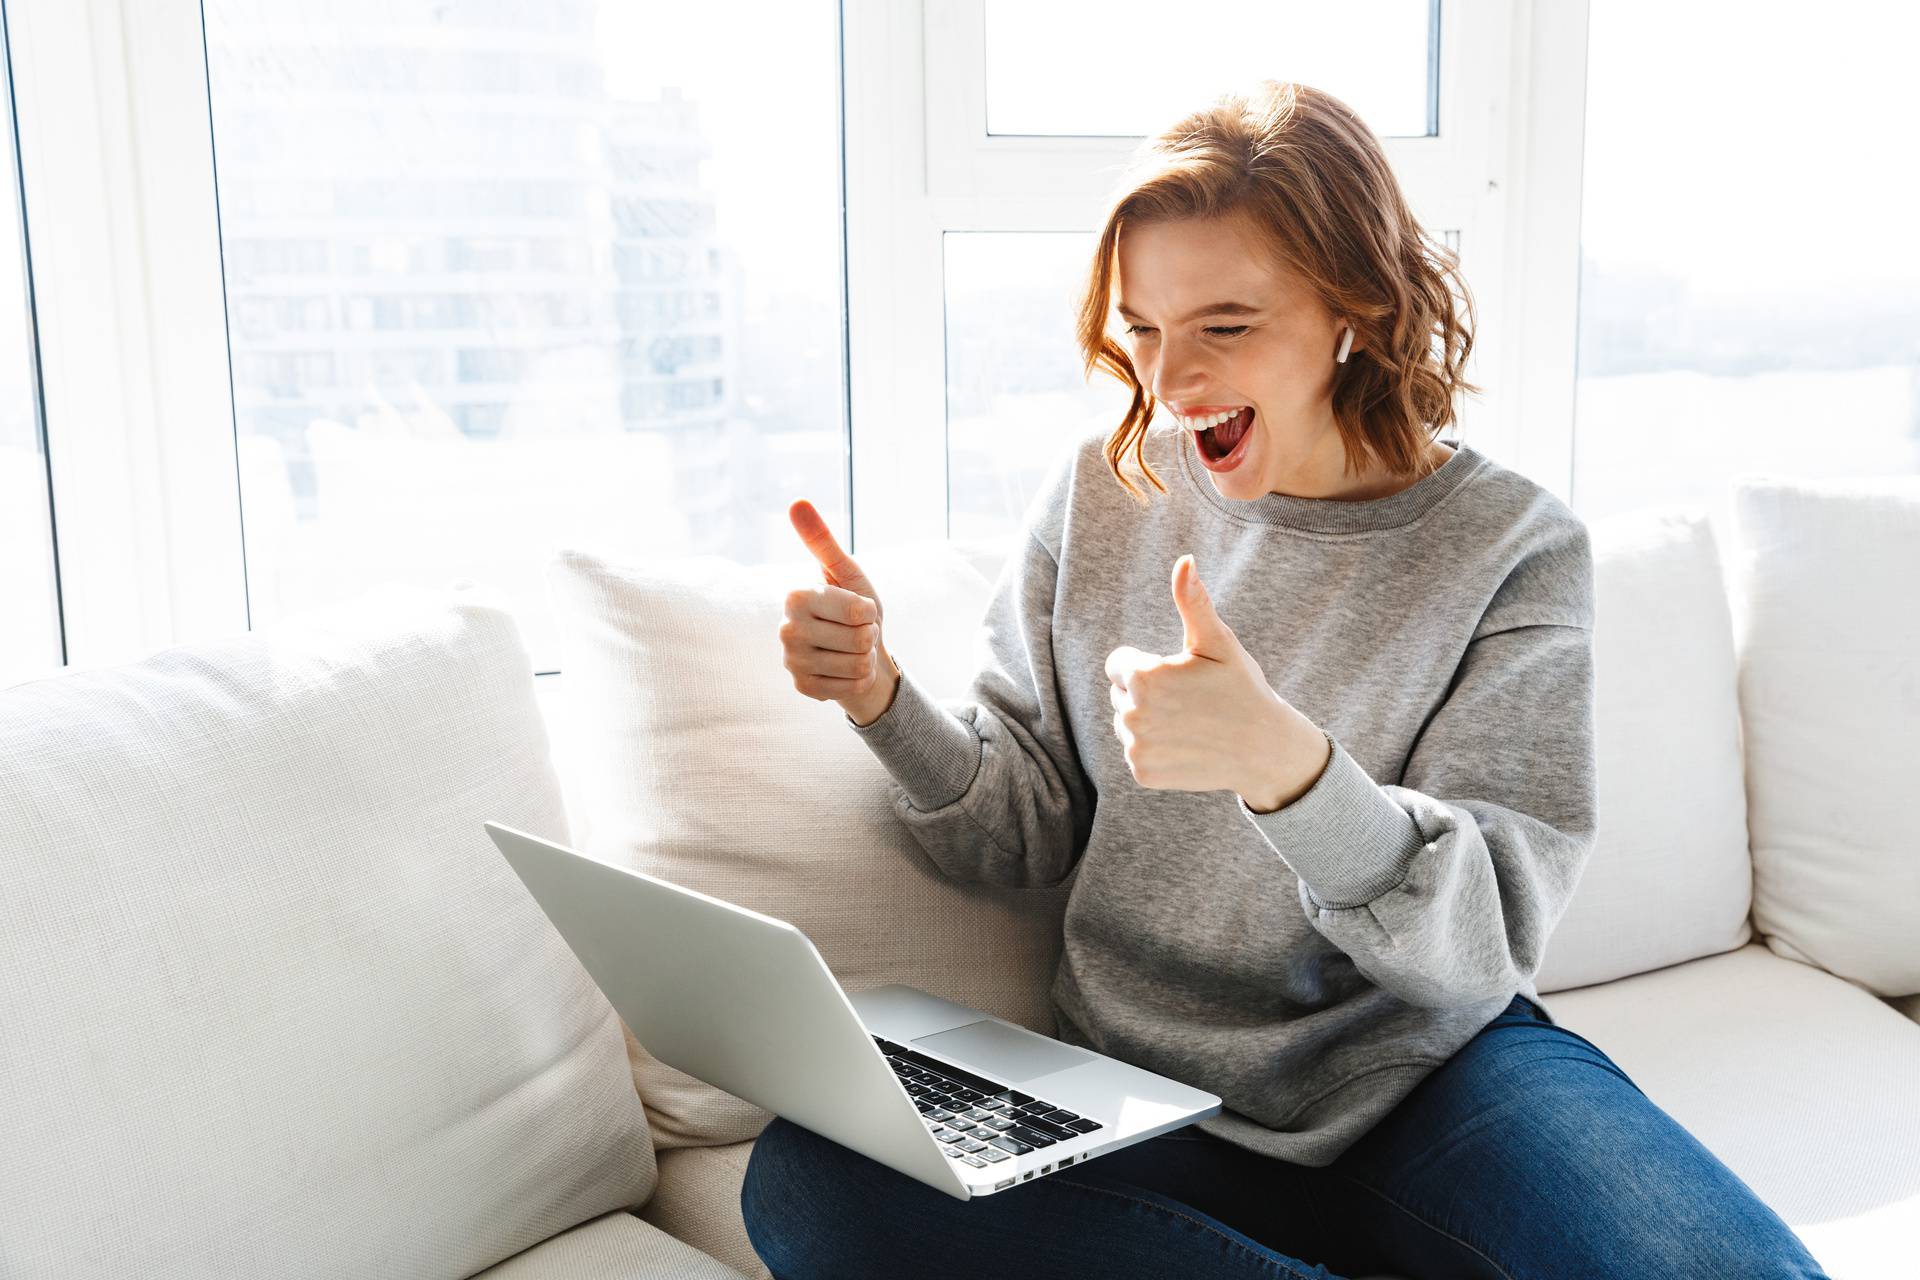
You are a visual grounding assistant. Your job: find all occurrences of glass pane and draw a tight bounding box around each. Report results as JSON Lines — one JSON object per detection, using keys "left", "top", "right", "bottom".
{"left": 1573, "top": 0, "right": 1920, "bottom": 527}
{"left": 944, "top": 232, "right": 1133, "bottom": 541}
{"left": 983, "top": 0, "right": 1434, "bottom": 139}
{"left": 0, "top": 51, "right": 60, "bottom": 686}
{"left": 203, "top": 0, "right": 846, "bottom": 669}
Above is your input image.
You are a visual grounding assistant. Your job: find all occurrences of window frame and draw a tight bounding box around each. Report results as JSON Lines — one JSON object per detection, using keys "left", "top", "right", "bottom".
{"left": 844, "top": 0, "right": 1589, "bottom": 550}
{"left": 5, "top": 0, "right": 244, "bottom": 669}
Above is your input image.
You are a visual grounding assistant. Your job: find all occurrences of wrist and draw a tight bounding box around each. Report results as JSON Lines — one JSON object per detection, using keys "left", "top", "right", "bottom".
{"left": 1241, "top": 702, "right": 1332, "bottom": 814}
{"left": 846, "top": 649, "right": 902, "bottom": 728}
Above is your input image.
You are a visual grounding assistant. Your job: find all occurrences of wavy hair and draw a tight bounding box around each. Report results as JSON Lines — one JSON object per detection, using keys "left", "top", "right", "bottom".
{"left": 1076, "top": 81, "right": 1478, "bottom": 503}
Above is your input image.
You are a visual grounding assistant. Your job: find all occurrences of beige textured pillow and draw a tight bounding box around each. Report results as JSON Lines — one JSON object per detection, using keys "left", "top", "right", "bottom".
{"left": 546, "top": 540, "right": 1069, "bottom": 1149}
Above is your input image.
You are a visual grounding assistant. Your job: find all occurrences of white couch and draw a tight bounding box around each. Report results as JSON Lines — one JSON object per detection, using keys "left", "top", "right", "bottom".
{"left": 2, "top": 475, "right": 1915, "bottom": 1279}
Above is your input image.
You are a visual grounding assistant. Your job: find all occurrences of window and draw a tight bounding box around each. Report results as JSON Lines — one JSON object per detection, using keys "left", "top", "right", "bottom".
{"left": 944, "top": 231, "right": 1129, "bottom": 540}
{"left": 203, "top": 0, "right": 846, "bottom": 669}
{"left": 3, "top": 0, "right": 1580, "bottom": 673}
{"left": 853, "top": 0, "right": 1576, "bottom": 550}
{"left": 1572, "top": 0, "right": 1920, "bottom": 528}
{"left": 981, "top": 0, "right": 1436, "bottom": 139}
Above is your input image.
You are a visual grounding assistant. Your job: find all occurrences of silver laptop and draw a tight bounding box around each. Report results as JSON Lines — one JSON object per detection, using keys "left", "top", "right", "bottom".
{"left": 483, "top": 821, "right": 1221, "bottom": 1201}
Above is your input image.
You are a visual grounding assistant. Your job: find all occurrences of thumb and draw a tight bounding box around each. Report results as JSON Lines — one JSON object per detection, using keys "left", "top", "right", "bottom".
{"left": 1172, "top": 555, "right": 1234, "bottom": 656}
{"left": 789, "top": 499, "right": 877, "bottom": 601}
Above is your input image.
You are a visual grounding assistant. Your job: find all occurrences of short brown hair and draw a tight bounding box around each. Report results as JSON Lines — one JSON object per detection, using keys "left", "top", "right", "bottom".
{"left": 1075, "top": 81, "right": 1478, "bottom": 502}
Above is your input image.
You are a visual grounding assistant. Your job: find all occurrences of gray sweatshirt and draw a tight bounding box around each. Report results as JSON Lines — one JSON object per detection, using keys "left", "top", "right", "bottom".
{"left": 849, "top": 423, "right": 1597, "bottom": 1167}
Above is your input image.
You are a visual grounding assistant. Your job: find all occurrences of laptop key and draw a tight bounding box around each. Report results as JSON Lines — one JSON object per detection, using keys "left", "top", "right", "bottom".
{"left": 961, "top": 1108, "right": 993, "bottom": 1121}
{"left": 1019, "top": 1116, "right": 1079, "bottom": 1142}
{"left": 976, "top": 1099, "right": 1009, "bottom": 1112}
{"left": 946, "top": 1118, "right": 976, "bottom": 1131}
{"left": 956, "top": 1138, "right": 988, "bottom": 1152}
{"left": 1005, "top": 1123, "right": 1059, "bottom": 1148}
{"left": 1040, "top": 1109, "right": 1080, "bottom": 1124}
{"left": 987, "top": 1134, "right": 1033, "bottom": 1156}
{"left": 925, "top": 1108, "right": 954, "bottom": 1122}
{"left": 943, "top": 1146, "right": 967, "bottom": 1159}
{"left": 962, "top": 1154, "right": 988, "bottom": 1167}
{"left": 983, "top": 1117, "right": 1017, "bottom": 1131}
{"left": 884, "top": 1046, "right": 1013, "bottom": 1097}
{"left": 978, "top": 1146, "right": 1010, "bottom": 1162}
{"left": 1065, "top": 1117, "right": 1102, "bottom": 1134}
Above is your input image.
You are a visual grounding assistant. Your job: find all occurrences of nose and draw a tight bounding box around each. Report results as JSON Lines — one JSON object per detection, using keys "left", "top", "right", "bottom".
{"left": 1147, "top": 334, "right": 1209, "bottom": 407}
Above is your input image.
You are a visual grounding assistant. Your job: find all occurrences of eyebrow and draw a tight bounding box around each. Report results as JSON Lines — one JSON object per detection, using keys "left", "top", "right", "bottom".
{"left": 1115, "top": 300, "right": 1263, "bottom": 323}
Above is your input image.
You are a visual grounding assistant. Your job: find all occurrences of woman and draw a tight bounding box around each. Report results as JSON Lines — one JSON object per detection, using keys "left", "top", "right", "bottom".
{"left": 750, "top": 82, "right": 1826, "bottom": 1279}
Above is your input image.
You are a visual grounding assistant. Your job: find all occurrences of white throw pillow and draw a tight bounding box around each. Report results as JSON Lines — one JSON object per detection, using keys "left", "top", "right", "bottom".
{"left": 545, "top": 541, "right": 1069, "bottom": 1150}
{"left": 0, "top": 587, "right": 655, "bottom": 1280}
{"left": 1733, "top": 476, "right": 1920, "bottom": 997}
{"left": 1535, "top": 508, "right": 1753, "bottom": 993}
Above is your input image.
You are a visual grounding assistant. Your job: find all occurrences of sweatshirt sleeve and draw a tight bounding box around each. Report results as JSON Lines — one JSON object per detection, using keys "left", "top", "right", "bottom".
{"left": 1237, "top": 522, "right": 1598, "bottom": 1009}
{"left": 844, "top": 527, "right": 1095, "bottom": 890}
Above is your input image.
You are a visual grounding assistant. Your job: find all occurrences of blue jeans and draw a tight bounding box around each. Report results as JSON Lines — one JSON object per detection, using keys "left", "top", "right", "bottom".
{"left": 739, "top": 995, "right": 1829, "bottom": 1278}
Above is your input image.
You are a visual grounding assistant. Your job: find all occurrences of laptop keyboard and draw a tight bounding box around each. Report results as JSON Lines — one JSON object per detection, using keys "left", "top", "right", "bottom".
{"left": 872, "top": 1035, "right": 1105, "bottom": 1171}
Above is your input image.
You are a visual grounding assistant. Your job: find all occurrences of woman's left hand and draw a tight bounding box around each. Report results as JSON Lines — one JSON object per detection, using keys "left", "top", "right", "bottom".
{"left": 1105, "top": 555, "right": 1331, "bottom": 811}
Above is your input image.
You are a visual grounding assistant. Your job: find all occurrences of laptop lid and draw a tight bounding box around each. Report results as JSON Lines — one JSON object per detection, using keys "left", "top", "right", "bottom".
{"left": 482, "top": 821, "right": 966, "bottom": 1197}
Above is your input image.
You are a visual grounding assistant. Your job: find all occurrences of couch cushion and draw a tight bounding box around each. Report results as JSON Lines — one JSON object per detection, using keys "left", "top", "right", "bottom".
{"left": 545, "top": 542, "right": 1069, "bottom": 1150}
{"left": 1541, "top": 944, "right": 1920, "bottom": 1275}
{"left": 1732, "top": 477, "right": 1920, "bottom": 997}
{"left": 638, "top": 1142, "right": 772, "bottom": 1280}
{"left": 0, "top": 587, "right": 655, "bottom": 1280}
{"left": 1534, "top": 508, "right": 1752, "bottom": 992}
{"left": 474, "top": 1208, "right": 749, "bottom": 1280}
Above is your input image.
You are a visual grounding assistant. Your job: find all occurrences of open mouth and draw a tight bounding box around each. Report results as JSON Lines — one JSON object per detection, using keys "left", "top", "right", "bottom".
{"left": 1196, "top": 406, "right": 1255, "bottom": 464}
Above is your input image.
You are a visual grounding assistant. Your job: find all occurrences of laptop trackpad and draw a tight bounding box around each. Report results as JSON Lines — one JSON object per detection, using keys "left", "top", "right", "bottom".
{"left": 912, "top": 1019, "right": 1095, "bottom": 1082}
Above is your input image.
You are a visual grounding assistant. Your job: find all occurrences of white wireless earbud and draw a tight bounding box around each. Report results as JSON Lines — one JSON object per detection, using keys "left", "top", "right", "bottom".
{"left": 1335, "top": 326, "right": 1354, "bottom": 365}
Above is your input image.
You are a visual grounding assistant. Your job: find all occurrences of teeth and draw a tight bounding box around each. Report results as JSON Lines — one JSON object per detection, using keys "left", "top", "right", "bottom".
{"left": 1172, "top": 407, "right": 1249, "bottom": 432}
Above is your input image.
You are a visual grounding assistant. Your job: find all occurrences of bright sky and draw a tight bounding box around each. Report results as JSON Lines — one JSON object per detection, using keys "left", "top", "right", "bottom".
{"left": 982, "top": 0, "right": 1430, "bottom": 138}
{"left": 594, "top": 0, "right": 841, "bottom": 303}
{"left": 1581, "top": 0, "right": 1920, "bottom": 297}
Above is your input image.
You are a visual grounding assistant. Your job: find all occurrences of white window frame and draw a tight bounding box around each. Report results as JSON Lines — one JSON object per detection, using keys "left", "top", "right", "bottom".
{"left": 5, "top": 0, "right": 1587, "bottom": 671}
{"left": 842, "top": 0, "right": 1589, "bottom": 551}
{"left": 5, "top": 0, "right": 242, "bottom": 670}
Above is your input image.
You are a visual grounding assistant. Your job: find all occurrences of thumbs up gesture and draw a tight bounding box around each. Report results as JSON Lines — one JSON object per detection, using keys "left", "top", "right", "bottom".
{"left": 782, "top": 498, "right": 900, "bottom": 727}
{"left": 1105, "top": 555, "right": 1331, "bottom": 811}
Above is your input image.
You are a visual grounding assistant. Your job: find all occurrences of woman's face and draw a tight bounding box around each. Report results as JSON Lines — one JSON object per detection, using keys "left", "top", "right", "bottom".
{"left": 1113, "top": 211, "right": 1350, "bottom": 500}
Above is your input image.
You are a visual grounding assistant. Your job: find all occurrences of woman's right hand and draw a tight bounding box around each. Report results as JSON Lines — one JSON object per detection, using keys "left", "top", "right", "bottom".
{"left": 782, "top": 499, "right": 901, "bottom": 727}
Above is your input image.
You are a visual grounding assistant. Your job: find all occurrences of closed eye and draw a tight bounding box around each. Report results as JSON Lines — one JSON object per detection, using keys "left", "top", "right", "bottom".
{"left": 1122, "top": 325, "right": 1251, "bottom": 338}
